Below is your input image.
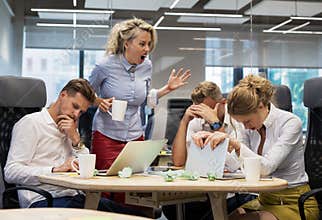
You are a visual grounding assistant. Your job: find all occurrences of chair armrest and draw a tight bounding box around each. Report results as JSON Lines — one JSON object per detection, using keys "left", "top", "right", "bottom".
{"left": 3, "top": 186, "right": 53, "bottom": 208}
{"left": 298, "top": 188, "right": 322, "bottom": 220}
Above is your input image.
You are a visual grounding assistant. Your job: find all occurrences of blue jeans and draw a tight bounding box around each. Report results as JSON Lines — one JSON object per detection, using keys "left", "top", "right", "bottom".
{"left": 30, "top": 194, "right": 145, "bottom": 217}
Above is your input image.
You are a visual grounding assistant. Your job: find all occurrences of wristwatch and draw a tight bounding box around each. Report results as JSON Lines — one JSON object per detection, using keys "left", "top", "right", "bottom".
{"left": 210, "top": 121, "right": 222, "bottom": 130}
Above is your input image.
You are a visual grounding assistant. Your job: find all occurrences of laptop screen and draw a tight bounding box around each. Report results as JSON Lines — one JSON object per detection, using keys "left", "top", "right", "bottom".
{"left": 104, "top": 139, "right": 167, "bottom": 176}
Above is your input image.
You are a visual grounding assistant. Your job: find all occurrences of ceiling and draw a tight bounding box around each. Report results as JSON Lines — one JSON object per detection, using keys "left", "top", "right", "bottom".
{"left": 21, "top": 0, "right": 322, "bottom": 32}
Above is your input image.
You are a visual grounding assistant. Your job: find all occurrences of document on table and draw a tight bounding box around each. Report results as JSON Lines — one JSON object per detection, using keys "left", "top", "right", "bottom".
{"left": 185, "top": 138, "right": 229, "bottom": 178}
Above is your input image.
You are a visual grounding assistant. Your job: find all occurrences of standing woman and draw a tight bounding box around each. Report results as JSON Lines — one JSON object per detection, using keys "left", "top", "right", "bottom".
{"left": 201, "top": 75, "right": 319, "bottom": 220}
{"left": 89, "top": 18, "right": 191, "bottom": 170}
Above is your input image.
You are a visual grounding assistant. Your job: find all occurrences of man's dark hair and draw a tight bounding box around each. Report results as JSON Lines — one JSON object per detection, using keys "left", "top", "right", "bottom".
{"left": 61, "top": 79, "right": 96, "bottom": 104}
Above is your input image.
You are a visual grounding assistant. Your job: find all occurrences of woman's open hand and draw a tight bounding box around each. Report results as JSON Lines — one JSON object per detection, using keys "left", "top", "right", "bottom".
{"left": 167, "top": 68, "right": 191, "bottom": 91}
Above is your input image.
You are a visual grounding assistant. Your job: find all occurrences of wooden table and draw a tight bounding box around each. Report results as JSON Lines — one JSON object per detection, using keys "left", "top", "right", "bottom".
{"left": 0, "top": 208, "right": 151, "bottom": 220}
{"left": 38, "top": 173, "right": 288, "bottom": 220}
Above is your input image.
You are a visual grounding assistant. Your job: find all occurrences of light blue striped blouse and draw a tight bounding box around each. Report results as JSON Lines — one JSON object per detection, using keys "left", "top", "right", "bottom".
{"left": 89, "top": 54, "right": 154, "bottom": 141}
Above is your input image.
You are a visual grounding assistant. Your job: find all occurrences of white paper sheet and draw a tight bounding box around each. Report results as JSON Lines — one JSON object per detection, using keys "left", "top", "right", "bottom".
{"left": 185, "top": 138, "right": 229, "bottom": 178}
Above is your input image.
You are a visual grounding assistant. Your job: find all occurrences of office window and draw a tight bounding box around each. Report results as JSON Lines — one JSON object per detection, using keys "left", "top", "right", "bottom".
{"left": 22, "top": 48, "right": 79, "bottom": 105}
{"left": 40, "top": 59, "right": 47, "bottom": 71}
{"left": 26, "top": 58, "right": 33, "bottom": 72}
{"left": 243, "top": 67, "right": 259, "bottom": 77}
{"left": 267, "top": 68, "right": 322, "bottom": 130}
{"left": 83, "top": 50, "right": 105, "bottom": 80}
{"left": 205, "top": 66, "right": 234, "bottom": 94}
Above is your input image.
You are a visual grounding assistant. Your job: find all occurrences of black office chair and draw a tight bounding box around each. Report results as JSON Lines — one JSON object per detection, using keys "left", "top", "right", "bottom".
{"left": 0, "top": 76, "right": 53, "bottom": 208}
{"left": 298, "top": 77, "right": 322, "bottom": 220}
{"left": 164, "top": 98, "right": 193, "bottom": 147}
{"left": 272, "top": 85, "right": 292, "bottom": 112}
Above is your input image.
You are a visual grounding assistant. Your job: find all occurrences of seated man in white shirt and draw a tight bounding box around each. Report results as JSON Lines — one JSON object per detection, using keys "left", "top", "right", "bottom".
{"left": 172, "top": 81, "right": 239, "bottom": 169}
{"left": 4, "top": 79, "right": 143, "bottom": 216}
{"left": 163, "top": 81, "right": 256, "bottom": 220}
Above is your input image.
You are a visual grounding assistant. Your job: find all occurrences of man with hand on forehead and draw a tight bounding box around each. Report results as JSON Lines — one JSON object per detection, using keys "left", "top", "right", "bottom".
{"left": 4, "top": 79, "right": 144, "bottom": 217}
{"left": 172, "top": 81, "right": 240, "bottom": 170}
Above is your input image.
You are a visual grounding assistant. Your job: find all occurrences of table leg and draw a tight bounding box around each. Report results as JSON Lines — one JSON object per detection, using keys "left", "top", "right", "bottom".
{"left": 176, "top": 203, "right": 184, "bottom": 220}
{"left": 84, "top": 191, "right": 100, "bottom": 210}
{"left": 208, "top": 192, "right": 228, "bottom": 220}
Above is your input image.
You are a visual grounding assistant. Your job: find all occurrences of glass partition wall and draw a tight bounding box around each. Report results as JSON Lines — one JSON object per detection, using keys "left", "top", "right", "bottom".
{"left": 21, "top": 0, "right": 322, "bottom": 134}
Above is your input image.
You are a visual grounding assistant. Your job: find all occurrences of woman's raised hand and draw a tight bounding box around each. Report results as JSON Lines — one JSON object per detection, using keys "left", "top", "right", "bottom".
{"left": 167, "top": 68, "right": 191, "bottom": 91}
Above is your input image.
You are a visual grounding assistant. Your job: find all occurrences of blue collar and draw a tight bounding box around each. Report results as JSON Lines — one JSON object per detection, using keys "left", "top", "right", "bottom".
{"left": 120, "top": 54, "right": 136, "bottom": 72}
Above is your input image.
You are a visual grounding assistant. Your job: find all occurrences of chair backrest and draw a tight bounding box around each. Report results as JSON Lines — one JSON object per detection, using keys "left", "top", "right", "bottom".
{"left": 144, "top": 109, "right": 155, "bottom": 140}
{"left": 0, "top": 76, "right": 46, "bottom": 208}
{"left": 164, "top": 98, "right": 193, "bottom": 147}
{"left": 272, "top": 85, "right": 292, "bottom": 112}
{"left": 303, "top": 77, "right": 322, "bottom": 205}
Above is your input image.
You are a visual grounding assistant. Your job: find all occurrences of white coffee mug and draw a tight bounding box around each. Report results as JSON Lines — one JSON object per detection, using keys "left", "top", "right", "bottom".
{"left": 71, "top": 154, "right": 96, "bottom": 178}
{"left": 107, "top": 100, "right": 127, "bottom": 121}
{"left": 242, "top": 157, "right": 261, "bottom": 182}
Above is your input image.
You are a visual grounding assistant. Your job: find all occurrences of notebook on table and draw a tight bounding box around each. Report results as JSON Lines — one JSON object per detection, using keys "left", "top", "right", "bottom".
{"left": 97, "top": 139, "right": 167, "bottom": 176}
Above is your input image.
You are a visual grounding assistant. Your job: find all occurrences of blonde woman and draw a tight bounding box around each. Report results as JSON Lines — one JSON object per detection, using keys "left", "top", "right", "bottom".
{"left": 193, "top": 75, "right": 319, "bottom": 220}
{"left": 89, "top": 18, "right": 191, "bottom": 171}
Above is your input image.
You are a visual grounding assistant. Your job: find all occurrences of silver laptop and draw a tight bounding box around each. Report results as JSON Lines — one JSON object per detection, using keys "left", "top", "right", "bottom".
{"left": 99, "top": 139, "right": 167, "bottom": 176}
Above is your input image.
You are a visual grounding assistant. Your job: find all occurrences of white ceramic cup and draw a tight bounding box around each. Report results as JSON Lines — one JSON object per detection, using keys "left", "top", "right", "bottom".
{"left": 107, "top": 100, "right": 128, "bottom": 121}
{"left": 242, "top": 157, "right": 261, "bottom": 182}
{"left": 71, "top": 154, "right": 96, "bottom": 178}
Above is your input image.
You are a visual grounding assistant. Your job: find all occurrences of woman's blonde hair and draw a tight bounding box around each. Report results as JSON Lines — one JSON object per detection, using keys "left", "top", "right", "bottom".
{"left": 227, "top": 75, "right": 274, "bottom": 115}
{"left": 191, "top": 81, "right": 223, "bottom": 104}
{"left": 106, "top": 18, "right": 157, "bottom": 55}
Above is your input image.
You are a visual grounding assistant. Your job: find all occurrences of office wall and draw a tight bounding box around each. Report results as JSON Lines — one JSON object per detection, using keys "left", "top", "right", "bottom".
{"left": 22, "top": 20, "right": 322, "bottom": 140}
{"left": 0, "top": 0, "right": 16, "bottom": 75}
{"left": 0, "top": 0, "right": 24, "bottom": 76}
{"left": 151, "top": 30, "right": 206, "bottom": 140}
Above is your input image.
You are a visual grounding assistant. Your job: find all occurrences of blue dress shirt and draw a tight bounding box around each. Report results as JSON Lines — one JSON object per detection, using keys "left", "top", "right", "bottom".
{"left": 89, "top": 54, "right": 153, "bottom": 141}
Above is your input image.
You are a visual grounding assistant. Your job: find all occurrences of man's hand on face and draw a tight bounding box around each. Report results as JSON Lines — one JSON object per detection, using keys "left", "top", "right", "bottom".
{"left": 57, "top": 114, "right": 80, "bottom": 145}
{"left": 182, "top": 106, "right": 198, "bottom": 123}
{"left": 190, "top": 103, "right": 220, "bottom": 124}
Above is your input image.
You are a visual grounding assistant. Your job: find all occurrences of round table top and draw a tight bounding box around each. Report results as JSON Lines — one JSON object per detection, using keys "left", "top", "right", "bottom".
{"left": 0, "top": 208, "right": 151, "bottom": 220}
{"left": 38, "top": 173, "right": 288, "bottom": 193}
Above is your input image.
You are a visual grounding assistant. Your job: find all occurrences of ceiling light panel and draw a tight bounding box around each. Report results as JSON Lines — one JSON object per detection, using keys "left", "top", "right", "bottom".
{"left": 85, "top": 0, "right": 162, "bottom": 10}
{"left": 37, "top": 23, "right": 110, "bottom": 28}
{"left": 169, "top": 0, "right": 199, "bottom": 9}
{"left": 38, "top": 12, "right": 111, "bottom": 21}
{"left": 204, "top": 0, "right": 251, "bottom": 10}
{"left": 244, "top": 1, "right": 322, "bottom": 17}
{"left": 177, "top": 16, "right": 250, "bottom": 24}
{"left": 85, "top": 0, "right": 198, "bottom": 10}
{"left": 155, "top": 26, "right": 221, "bottom": 31}
{"left": 165, "top": 12, "right": 243, "bottom": 18}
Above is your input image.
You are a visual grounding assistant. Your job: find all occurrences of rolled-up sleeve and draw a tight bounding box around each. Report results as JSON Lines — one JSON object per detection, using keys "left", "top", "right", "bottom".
{"left": 146, "top": 76, "right": 159, "bottom": 108}
{"left": 89, "top": 65, "right": 106, "bottom": 95}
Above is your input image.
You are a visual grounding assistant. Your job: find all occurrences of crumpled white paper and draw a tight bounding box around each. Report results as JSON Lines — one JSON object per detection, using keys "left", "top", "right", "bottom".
{"left": 185, "top": 138, "right": 229, "bottom": 178}
{"left": 118, "top": 167, "right": 133, "bottom": 178}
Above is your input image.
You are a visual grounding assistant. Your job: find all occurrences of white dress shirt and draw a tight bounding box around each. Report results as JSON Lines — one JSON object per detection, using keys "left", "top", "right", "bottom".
{"left": 4, "top": 108, "right": 88, "bottom": 208}
{"left": 238, "top": 103, "right": 308, "bottom": 186}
